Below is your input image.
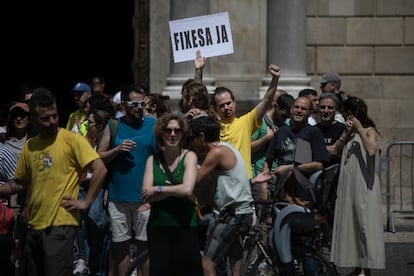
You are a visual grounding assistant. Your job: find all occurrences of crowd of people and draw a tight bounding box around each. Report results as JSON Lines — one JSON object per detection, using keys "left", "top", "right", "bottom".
{"left": 0, "top": 52, "right": 385, "bottom": 276}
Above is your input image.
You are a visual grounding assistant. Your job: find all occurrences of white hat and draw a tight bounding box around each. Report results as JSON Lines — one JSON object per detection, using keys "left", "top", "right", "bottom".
{"left": 113, "top": 91, "right": 121, "bottom": 104}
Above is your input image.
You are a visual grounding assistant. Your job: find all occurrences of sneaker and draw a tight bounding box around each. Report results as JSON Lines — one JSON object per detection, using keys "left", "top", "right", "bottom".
{"left": 73, "top": 258, "right": 89, "bottom": 275}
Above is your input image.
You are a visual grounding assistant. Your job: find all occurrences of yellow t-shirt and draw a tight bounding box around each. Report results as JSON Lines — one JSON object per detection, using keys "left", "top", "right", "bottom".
{"left": 219, "top": 108, "right": 260, "bottom": 178}
{"left": 14, "top": 128, "right": 99, "bottom": 230}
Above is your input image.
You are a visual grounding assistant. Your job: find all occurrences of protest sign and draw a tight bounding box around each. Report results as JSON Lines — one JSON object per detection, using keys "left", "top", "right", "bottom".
{"left": 169, "top": 12, "right": 234, "bottom": 63}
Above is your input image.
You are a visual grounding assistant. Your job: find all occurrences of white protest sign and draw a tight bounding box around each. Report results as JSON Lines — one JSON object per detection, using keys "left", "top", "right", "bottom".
{"left": 169, "top": 12, "right": 234, "bottom": 63}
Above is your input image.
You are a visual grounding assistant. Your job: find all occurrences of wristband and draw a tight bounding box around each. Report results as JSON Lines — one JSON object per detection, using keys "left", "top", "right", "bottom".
{"left": 157, "top": 186, "right": 163, "bottom": 193}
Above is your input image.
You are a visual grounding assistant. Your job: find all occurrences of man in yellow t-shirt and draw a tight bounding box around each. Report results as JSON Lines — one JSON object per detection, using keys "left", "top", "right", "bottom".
{"left": 0, "top": 87, "right": 107, "bottom": 275}
{"left": 213, "top": 64, "right": 280, "bottom": 178}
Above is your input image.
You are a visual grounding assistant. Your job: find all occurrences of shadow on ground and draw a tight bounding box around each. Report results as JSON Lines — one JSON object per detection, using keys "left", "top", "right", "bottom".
{"left": 372, "top": 242, "right": 414, "bottom": 276}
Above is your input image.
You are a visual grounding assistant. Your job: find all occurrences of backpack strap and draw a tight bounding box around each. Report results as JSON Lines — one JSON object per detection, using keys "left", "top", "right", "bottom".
{"left": 108, "top": 118, "right": 119, "bottom": 147}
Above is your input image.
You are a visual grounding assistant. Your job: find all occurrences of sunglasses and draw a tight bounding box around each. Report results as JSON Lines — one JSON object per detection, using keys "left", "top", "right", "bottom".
{"left": 11, "top": 112, "right": 28, "bottom": 119}
{"left": 124, "top": 100, "right": 145, "bottom": 108}
{"left": 163, "top": 128, "right": 182, "bottom": 134}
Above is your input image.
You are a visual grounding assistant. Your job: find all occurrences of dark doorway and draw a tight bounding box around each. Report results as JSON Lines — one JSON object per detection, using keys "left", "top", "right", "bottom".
{"left": 3, "top": 1, "right": 135, "bottom": 126}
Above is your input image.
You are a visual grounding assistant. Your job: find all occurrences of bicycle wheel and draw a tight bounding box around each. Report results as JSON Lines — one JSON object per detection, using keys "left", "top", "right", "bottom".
{"left": 290, "top": 245, "right": 335, "bottom": 276}
{"left": 241, "top": 236, "right": 259, "bottom": 275}
{"left": 125, "top": 248, "right": 149, "bottom": 276}
{"left": 241, "top": 238, "right": 279, "bottom": 276}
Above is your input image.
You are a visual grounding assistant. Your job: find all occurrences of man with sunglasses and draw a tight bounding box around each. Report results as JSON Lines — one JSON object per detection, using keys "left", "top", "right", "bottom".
{"left": 98, "top": 83, "right": 156, "bottom": 276}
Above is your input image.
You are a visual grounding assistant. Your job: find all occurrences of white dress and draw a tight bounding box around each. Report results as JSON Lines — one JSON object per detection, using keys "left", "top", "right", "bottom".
{"left": 330, "top": 128, "right": 385, "bottom": 269}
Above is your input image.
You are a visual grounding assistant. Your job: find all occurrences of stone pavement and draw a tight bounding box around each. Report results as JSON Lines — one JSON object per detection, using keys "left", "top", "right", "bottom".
{"left": 373, "top": 231, "right": 414, "bottom": 276}
{"left": 334, "top": 212, "right": 414, "bottom": 276}
{"left": 333, "top": 231, "right": 414, "bottom": 276}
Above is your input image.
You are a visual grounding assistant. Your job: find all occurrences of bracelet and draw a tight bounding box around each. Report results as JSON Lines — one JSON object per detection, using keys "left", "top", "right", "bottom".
{"left": 157, "top": 186, "right": 163, "bottom": 193}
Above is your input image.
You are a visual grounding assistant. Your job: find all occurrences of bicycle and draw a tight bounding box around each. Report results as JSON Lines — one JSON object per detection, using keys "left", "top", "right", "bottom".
{"left": 241, "top": 200, "right": 279, "bottom": 276}
{"left": 125, "top": 248, "right": 149, "bottom": 276}
{"left": 241, "top": 199, "right": 337, "bottom": 276}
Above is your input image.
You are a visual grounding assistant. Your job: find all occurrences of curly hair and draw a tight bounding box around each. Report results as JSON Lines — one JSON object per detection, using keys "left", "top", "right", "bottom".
{"left": 153, "top": 113, "right": 189, "bottom": 148}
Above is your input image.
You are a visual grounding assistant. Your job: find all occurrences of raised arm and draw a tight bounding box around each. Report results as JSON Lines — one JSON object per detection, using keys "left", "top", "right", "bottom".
{"left": 194, "top": 49, "right": 206, "bottom": 84}
{"left": 255, "top": 64, "right": 280, "bottom": 122}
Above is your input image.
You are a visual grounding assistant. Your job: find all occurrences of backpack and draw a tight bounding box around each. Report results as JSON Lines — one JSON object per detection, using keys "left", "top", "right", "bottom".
{"left": 0, "top": 201, "right": 13, "bottom": 235}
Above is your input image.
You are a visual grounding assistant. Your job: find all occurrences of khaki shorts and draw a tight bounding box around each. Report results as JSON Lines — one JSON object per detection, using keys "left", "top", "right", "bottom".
{"left": 108, "top": 201, "right": 149, "bottom": 243}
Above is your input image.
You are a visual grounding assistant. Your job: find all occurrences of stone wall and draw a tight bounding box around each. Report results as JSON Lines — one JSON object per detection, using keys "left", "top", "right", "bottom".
{"left": 306, "top": 0, "right": 414, "bottom": 153}
{"left": 149, "top": 0, "right": 414, "bottom": 150}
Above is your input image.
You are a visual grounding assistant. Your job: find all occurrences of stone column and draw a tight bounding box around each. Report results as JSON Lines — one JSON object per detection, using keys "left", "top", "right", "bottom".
{"left": 162, "top": 0, "right": 215, "bottom": 100}
{"left": 259, "top": 0, "right": 310, "bottom": 98}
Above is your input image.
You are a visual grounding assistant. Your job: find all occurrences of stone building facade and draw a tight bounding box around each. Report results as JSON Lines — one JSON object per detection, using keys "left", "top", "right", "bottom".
{"left": 145, "top": 0, "right": 414, "bottom": 152}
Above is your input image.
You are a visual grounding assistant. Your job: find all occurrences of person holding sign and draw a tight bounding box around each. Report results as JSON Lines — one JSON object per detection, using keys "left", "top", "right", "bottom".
{"left": 213, "top": 64, "right": 280, "bottom": 179}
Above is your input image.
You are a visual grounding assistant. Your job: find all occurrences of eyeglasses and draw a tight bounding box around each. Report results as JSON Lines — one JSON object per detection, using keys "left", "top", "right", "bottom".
{"left": 163, "top": 128, "right": 182, "bottom": 134}
{"left": 124, "top": 100, "right": 145, "bottom": 108}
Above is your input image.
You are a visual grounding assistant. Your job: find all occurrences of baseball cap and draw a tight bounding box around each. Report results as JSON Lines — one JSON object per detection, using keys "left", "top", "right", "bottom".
{"left": 71, "top": 82, "right": 91, "bottom": 93}
{"left": 319, "top": 71, "right": 341, "bottom": 84}
{"left": 10, "top": 102, "right": 30, "bottom": 113}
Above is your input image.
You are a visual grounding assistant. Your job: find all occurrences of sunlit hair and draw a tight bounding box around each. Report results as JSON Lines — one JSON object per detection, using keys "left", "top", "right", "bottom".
{"left": 342, "top": 96, "right": 380, "bottom": 135}
{"left": 277, "top": 93, "right": 295, "bottom": 113}
{"left": 121, "top": 83, "right": 147, "bottom": 102}
{"left": 88, "top": 94, "right": 115, "bottom": 118}
{"left": 179, "top": 79, "right": 196, "bottom": 112}
{"left": 319, "top": 92, "right": 339, "bottom": 109}
{"left": 28, "top": 87, "right": 56, "bottom": 117}
{"left": 154, "top": 113, "right": 188, "bottom": 148}
{"left": 213, "top": 86, "right": 235, "bottom": 108}
{"left": 187, "top": 83, "right": 210, "bottom": 111}
{"left": 189, "top": 115, "right": 221, "bottom": 143}
{"left": 148, "top": 93, "right": 171, "bottom": 118}
{"left": 298, "top": 88, "right": 318, "bottom": 98}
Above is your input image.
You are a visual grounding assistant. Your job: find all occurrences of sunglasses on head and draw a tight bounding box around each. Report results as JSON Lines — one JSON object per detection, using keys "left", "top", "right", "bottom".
{"left": 124, "top": 100, "right": 145, "bottom": 108}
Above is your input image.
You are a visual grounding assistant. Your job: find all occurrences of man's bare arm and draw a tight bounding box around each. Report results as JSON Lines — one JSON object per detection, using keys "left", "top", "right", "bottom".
{"left": 0, "top": 179, "right": 26, "bottom": 196}
{"left": 296, "top": 161, "right": 323, "bottom": 174}
{"left": 255, "top": 64, "right": 280, "bottom": 122}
